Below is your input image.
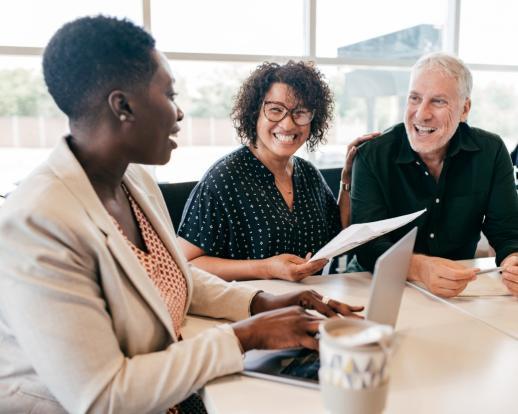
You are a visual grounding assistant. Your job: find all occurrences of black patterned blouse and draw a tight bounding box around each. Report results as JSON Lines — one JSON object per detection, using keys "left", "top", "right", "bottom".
{"left": 178, "top": 146, "right": 341, "bottom": 261}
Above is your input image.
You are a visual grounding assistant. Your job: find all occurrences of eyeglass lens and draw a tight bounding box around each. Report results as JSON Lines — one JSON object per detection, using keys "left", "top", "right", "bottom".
{"left": 263, "top": 102, "right": 314, "bottom": 126}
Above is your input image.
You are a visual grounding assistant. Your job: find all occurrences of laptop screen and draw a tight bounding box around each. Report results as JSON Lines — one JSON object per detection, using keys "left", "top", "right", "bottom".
{"left": 242, "top": 227, "right": 417, "bottom": 388}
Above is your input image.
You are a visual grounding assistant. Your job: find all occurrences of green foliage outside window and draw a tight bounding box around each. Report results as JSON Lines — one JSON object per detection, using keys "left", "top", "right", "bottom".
{"left": 0, "top": 69, "right": 61, "bottom": 117}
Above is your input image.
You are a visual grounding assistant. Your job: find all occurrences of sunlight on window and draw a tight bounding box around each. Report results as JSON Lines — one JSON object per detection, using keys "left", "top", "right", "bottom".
{"left": 0, "top": 0, "right": 142, "bottom": 47}
{"left": 152, "top": 0, "right": 304, "bottom": 55}
{"left": 316, "top": 0, "right": 447, "bottom": 58}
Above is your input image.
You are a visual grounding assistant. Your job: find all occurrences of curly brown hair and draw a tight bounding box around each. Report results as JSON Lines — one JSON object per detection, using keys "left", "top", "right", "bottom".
{"left": 231, "top": 61, "right": 334, "bottom": 152}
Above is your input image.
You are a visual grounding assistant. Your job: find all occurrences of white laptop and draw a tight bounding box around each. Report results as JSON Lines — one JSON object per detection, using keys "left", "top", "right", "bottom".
{"left": 242, "top": 227, "right": 417, "bottom": 389}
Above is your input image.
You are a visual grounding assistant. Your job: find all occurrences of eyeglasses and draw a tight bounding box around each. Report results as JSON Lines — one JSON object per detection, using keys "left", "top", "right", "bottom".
{"left": 262, "top": 101, "right": 315, "bottom": 126}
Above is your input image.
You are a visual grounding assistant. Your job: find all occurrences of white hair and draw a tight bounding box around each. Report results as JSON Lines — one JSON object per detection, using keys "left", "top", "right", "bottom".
{"left": 411, "top": 52, "right": 472, "bottom": 99}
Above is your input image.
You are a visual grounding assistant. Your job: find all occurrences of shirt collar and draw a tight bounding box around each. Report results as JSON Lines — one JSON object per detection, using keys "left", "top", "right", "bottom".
{"left": 242, "top": 145, "right": 274, "bottom": 180}
{"left": 445, "top": 122, "right": 481, "bottom": 157}
{"left": 396, "top": 122, "right": 481, "bottom": 164}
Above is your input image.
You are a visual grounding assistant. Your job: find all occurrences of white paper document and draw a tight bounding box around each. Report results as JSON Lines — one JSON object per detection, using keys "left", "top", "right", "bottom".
{"left": 309, "top": 209, "right": 426, "bottom": 262}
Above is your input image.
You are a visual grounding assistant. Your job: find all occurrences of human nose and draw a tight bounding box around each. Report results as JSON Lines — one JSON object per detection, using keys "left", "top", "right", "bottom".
{"left": 277, "top": 110, "right": 297, "bottom": 129}
{"left": 176, "top": 104, "right": 184, "bottom": 122}
{"left": 415, "top": 101, "right": 432, "bottom": 121}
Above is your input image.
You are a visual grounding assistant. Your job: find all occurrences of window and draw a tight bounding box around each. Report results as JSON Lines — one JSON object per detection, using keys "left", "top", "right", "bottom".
{"left": 152, "top": 0, "right": 304, "bottom": 55}
{"left": 459, "top": 1, "right": 518, "bottom": 65}
{"left": 316, "top": 0, "right": 447, "bottom": 58}
{"left": 1, "top": 0, "right": 517, "bottom": 195}
{"left": 470, "top": 71, "right": 518, "bottom": 151}
{"left": 0, "top": 0, "right": 142, "bottom": 47}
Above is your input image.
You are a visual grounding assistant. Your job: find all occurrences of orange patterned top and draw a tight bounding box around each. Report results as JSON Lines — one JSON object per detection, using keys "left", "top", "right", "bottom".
{"left": 115, "top": 185, "right": 188, "bottom": 337}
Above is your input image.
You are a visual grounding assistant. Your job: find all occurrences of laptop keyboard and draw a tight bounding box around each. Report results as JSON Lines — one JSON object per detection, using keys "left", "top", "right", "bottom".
{"left": 279, "top": 348, "right": 320, "bottom": 380}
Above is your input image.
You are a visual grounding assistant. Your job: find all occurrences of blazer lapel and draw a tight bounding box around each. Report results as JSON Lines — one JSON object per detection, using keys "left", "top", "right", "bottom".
{"left": 46, "top": 138, "right": 176, "bottom": 339}
{"left": 122, "top": 171, "right": 194, "bottom": 308}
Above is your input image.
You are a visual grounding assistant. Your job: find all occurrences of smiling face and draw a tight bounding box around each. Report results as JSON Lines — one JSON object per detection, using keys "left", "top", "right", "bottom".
{"left": 127, "top": 51, "right": 183, "bottom": 165}
{"left": 254, "top": 82, "right": 311, "bottom": 162}
{"left": 404, "top": 68, "right": 471, "bottom": 158}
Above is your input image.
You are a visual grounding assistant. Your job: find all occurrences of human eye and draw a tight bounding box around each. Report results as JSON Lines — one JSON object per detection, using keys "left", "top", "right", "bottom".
{"left": 268, "top": 105, "right": 284, "bottom": 113}
{"left": 167, "top": 91, "right": 178, "bottom": 101}
{"left": 432, "top": 98, "right": 447, "bottom": 106}
{"left": 294, "top": 107, "right": 310, "bottom": 115}
{"left": 408, "top": 94, "right": 420, "bottom": 104}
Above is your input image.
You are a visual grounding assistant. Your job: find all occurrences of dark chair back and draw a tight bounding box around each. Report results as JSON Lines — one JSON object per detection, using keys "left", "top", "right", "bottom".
{"left": 158, "top": 181, "right": 197, "bottom": 230}
{"left": 319, "top": 167, "right": 342, "bottom": 198}
{"left": 158, "top": 167, "right": 343, "bottom": 230}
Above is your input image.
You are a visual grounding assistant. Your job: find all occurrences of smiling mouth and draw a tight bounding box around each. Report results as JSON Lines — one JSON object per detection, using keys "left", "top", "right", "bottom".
{"left": 414, "top": 124, "right": 437, "bottom": 135}
{"left": 273, "top": 133, "right": 296, "bottom": 143}
{"left": 168, "top": 135, "right": 178, "bottom": 149}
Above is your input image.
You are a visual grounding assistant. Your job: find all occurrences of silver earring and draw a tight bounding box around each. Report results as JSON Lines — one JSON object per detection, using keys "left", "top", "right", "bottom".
{"left": 119, "top": 114, "right": 127, "bottom": 122}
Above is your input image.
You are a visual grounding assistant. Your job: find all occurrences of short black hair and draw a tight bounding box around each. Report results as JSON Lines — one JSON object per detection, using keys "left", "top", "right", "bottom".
{"left": 43, "top": 15, "right": 157, "bottom": 120}
{"left": 231, "top": 61, "right": 334, "bottom": 151}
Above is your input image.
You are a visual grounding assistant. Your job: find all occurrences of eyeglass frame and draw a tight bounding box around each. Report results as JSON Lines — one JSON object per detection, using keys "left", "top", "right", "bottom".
{"left": 262, "top": 100, "right": 315, "bottom": 126}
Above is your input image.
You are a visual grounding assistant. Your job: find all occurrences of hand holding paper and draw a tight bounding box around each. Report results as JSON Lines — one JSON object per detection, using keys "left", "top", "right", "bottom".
{"left": 309, "top": 209, "right": 426, "bottom": 262}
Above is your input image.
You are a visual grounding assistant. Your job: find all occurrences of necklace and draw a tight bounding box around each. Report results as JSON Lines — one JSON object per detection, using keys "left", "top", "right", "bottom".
{"left": 274, "top": 177, "right": 293, "bottom": 195}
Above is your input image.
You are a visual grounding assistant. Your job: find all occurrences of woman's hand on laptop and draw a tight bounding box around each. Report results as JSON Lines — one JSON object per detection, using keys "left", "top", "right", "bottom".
{"left": 232, "top": 306, "right": 322, "bottom": 351}
{"left": 234, "top": 291, "right": 363, "bottom": 351}
{"left": 250, "top": 290, "right": 364, "bottom": 318}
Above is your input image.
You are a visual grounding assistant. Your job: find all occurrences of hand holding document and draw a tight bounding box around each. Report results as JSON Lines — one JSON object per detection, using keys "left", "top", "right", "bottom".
{"left": 309, "top": 209, "right": 426, "bottom": 262}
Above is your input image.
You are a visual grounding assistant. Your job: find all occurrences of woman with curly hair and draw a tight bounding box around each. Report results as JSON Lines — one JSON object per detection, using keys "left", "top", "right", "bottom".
{"left": 178, "top": 61, "right": 375, "bottom": 281}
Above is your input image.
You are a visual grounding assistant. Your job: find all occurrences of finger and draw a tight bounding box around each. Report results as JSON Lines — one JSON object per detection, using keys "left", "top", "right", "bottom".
{"left": 299, "top": 335, "right": 319, "bottom": 350}
{"left": 503, "top": 267, "right": 518, "bottom": 283}
{"left": 329, "top": 300, "right": 364, "bottom": 317}
{"left": 502, "top": 278, "right": 518, "bottom": 296}
{"left": 344, "top": 146, "right": 357, "bottom": 169}
{"left": 502, "top": 256, "right": 518, "bottom": 268}
{"left": 433, "top": 286, "right": 466, "bottom": 298}
{"left": 309, "top": 296, "right": 349, "bottom": 318}
{"left": 361, "top": 131, "right": 381, "bottom": 138}
{"left": 313, "top": 301, "right": 338, "bottom": 318}
{"left": 438, "top": 268, "right": 477, "bottom": 282}
{"left": 502, "top": 264, "right": 518, "bottom": 273}
{"left": 502, "top": 276, "right": 518, "bottom": 287}
{"left": 351, "top": 132, "right": 381, "bottom": 146}
{"left": 435, "top": 277, "right": 471, "bottom": 290}
{"left": 299, "top": 290, "right": 323, "bottom": 305}
{"left": 346, "top": 313, "right": 364, "bottom": 320}
{"left": 309, "top": 289, "right": 322, "bottom": 298}
{"left": 345, "top": 304, "right": 365, "bottom": 313}
{"left": 303, "top": 318, "right": 323, "bottom": 336}
{"left": 296, "top": 260, "right": 328, "bottom": 275}
{"left": 286, "top": 255, "right": 308, "bottom": 265}
{"left": 305, "top": 252, "right": 312, "bottom": 260}
{"left": 356, "top": 134, "right": 379, "bottom": 144}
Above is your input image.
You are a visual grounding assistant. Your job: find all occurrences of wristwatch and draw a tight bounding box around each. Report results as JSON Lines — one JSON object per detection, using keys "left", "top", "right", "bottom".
{"left": 340, "top": 180, "right": 351, "bottom": 192}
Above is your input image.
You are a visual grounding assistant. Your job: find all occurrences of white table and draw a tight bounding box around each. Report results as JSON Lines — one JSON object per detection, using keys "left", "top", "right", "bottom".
{"left": 183, "top": 267, "right": 518, "bottom": 414}
{"left": 432, "top": 257, "right": 518, "bottom": 341}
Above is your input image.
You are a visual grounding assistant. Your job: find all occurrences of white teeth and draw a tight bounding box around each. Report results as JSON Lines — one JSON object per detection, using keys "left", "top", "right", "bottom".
{"left": 274, "top": 133, "right": 296, "bottom": 142}
{"left": 414, "top": 125, "right": 437, "bottom": 133}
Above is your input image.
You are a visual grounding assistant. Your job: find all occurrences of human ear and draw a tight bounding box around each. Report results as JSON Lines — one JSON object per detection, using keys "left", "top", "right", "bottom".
{"left": 460, "top": 97, "right": 471, "bottom": 122}
{"left": 108, "top": 90, "right": 134, "bottom": 122}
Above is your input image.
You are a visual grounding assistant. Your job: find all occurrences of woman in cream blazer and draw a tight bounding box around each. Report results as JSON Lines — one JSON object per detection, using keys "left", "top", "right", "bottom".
{"left": 0, "top": 137, "right": 258, "bottom": 413}
{"left": 0, "top": 15, "right": 362, "bottom": 414}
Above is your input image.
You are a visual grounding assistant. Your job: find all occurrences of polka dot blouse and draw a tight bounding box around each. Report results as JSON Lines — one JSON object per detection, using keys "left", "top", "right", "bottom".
{"left": 178, "top": 146, "right": 340, "bottom": 262}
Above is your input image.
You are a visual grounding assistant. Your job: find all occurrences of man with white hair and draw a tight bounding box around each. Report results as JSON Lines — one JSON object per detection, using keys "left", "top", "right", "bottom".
{"left": 351, "top": 52, "right": 518, "bottom": 298}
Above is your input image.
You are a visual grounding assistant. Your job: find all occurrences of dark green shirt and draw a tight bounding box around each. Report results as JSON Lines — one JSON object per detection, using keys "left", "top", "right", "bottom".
{"left": 351, "top": 122, "right": 518, "bottom": 271}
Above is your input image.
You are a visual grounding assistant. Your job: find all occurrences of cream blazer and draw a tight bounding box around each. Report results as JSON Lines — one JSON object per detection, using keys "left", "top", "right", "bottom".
{"left": 0, "top": 137, "right": 258, "bottom": 414}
